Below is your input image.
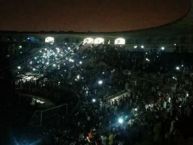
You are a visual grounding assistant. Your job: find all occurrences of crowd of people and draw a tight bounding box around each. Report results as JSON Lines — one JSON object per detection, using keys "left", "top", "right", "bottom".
{"left": 1, "top": 36, "right": 193, "bottom": 145}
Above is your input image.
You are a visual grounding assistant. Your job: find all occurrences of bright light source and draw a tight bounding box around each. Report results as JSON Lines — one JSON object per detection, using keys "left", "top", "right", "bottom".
{"left": 76, "top": 74, "right": 80, "bottom": 80}
{"left": 19, "top": 45, "right": 22, "bottom": 49}
{"left": 161, "top": 46, "right": 165, "bottom": 50}
{"left": 172, "top": 76, "right": 177, "bottom": 80}
{"left": 174, "top": 43, "right": 177, "bottom": 46}
{"left": 32, "top": 68, "right": 36, "bottom": 71}
{"left": 134, "top": 45, "right": 138, "bottom": 49}
{"left": 141, "top": 45, "right": 144, "bottom": 49}
{"left": 114, "top": 37, "right": 126, "bottom": 45}
{"left": 118, "top": 117, "right": 124, "bottom": 124}
{"left": 56, "top": 47, "right": 60, "bottom": 53}
{"left": 17, "top": 66, "right": 21, "bottom": 70}
{"left": 134, "top": 108, "right": 138, "bottom": 111}
{"left": 186, "top": 93, "right": 189, "bottom": 97}
{"left": 45, "top": 36, "right": 55, "bottom": 44}
{"left": 98, "top": 80, "right": 103, "bottom": 85}
{"left": 176, "top": 66, "right": 180, "bottom": 71}
{"left": 35, "top": 99, "right": 45, "bottom": 104}
{"left": 69, "top": 58, "right": 75, "bottom": 63}
{"left": 79, "top": 61, "right": 83, "bottom": 65}
{"left": 53, "top": 64, "right": 56, "bottom": 67}
{"left": 83, "top": 37, "right": 94, "bottom": 45}
{"left": 168, "top": 97, "right": 171, "bottom": 103}
{"left": 94, "top": 37, "right": 105, "bottom": 45}
{"left": 92, "top": 98, "right": 96, "bottom": 103}
{"left": 146, "top": 58, "right": 150, "bottom": 62}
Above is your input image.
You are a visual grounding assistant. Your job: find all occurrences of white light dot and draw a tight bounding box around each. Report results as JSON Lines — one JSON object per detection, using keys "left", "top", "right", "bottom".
{"left": 118, "top": 117, "right": 124, "bottom": 124}
{"left": 76, "top": 74, "right": 80, "bottom": 80}
{"left": 172, "top": 76, "right": 177, "bottom": 80}
{"left": 79, "top": 61, "right": 83, "bottom": 65}
{"left": 141, "top": 45, "right": 144, "bottom": 49}
{"left": 17, "top": 66, "right": 21, "bottom": 70}
{"left": 98, "top": 80, "right": 103, "bottom": 85}
{"left": 146, "top": 58, "right": 150, "bottom": 62}
{"left": 69, "top": 58, "right": 75, "bottom": 63}
{"left": 161, "top": 47, "right": 165, "bottom": 50}
{"left": 176, "top": 66, "right": 180, "bottom": 71}
{"left": 56, "top": 47, "right": 60, "bottom": 53}
{"left": 92, "top": 98, "right": 96, "bottom": 103}
{"left": 45, "top": 36, "right": 55, "bottom": 44}
{"left": 134, "top": 45, "right": 138, "bottom": 49}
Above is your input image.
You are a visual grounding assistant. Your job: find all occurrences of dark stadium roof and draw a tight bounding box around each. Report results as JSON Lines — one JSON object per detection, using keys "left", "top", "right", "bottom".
{"left": 0, "top": 0, "right": 190, "bottom": 33}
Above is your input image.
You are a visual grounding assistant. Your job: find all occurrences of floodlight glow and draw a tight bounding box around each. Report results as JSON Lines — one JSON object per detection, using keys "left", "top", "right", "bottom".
{"left": 141, "top": 45, "right": 144, "bottom": 49}
{"left": 118, "top": 117, "right": 124, "bottom": 124}
{"left": 92, "top": 98, "right": 96, "bottom": 103}
{"left": 35, "top": 99, "right": 45, "bottom": 104}
{"left": 176, "top": 66, "right": 180, "bottom": 71}
{"left": 76, "top": 74, "right": 81, "bottom": 80}
{"left": 17, "top": 66, "right": 21, "bottom": 70}
{"left": 45, "top": 36, "right": 55, "bottom": 44}
{"left": 172, "top": 76, "right": 177, "bottom": 80}
{"left": 22, "top": 76, "right": 35, "bottom": 81}
{"left": 98, "top": 80, "right": 103, "bottom": 85}
{"left": 69, "top": 58, "right": 75, "bottom": 63}
{"left": 134, "top": 45, "right": 138, "bottom": 49}
{"left": 79, "top": 61, "right": 83, "bottom": 65}
{"left": 134, "top": 108, "right": 138, "bottom": 111}
{"left": 114, "top": 38, "right": 126, "bottom": 45}
{"left": 94, "top": 37, "right": 105, "bottom": 45}
{"left": 83, "top": 37, "right": 94, "bottom": 45}
{"left": 19, "top": 45, "right": 22, "bottom": 49}
{"left": 161, "top": 46, "right": 165, "bottom": 50}
{"left": 56, "top": 47, "right": 60, "bottom": 53}
{"left": 168, "top": 97, "right": 171, "bottom": 103}
{"left": 146, "top": 58, "right": 150, "bottom": 62}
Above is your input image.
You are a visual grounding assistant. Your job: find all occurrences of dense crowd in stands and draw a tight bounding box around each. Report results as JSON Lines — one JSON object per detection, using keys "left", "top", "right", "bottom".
{"left": 1, "top": 37, "right": 193, "bottom": 145}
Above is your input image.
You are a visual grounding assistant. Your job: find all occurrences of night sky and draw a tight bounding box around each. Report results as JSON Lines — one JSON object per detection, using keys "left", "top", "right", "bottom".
{"left": 0, "top": 0, "right": 190, "bottom": 32}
